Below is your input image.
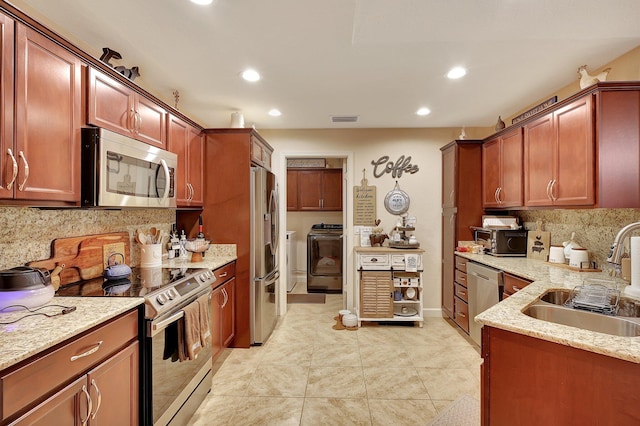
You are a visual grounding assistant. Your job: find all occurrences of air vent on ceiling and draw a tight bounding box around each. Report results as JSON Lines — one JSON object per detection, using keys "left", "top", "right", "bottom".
{"left": 330, "top": 115, "right": 359, "bottom": 123}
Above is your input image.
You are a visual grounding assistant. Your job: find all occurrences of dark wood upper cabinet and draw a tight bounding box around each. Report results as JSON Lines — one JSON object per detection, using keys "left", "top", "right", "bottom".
{"left": 168, "top": 114, "right": 203, "bottom": 207}
{"left": 87, "top": 67, "right": 167, "bottom": 148}
{"left": 482, "top": 128, "right": 523, "bottom": 209}
{"left": 523, "top": 95, "right": 594, "bottom": 207}
{"left": 12, "top": 23, "right": 81, "bottom": 204}
{"left": 288, "top": 168, "right": 342, "bottom": 211}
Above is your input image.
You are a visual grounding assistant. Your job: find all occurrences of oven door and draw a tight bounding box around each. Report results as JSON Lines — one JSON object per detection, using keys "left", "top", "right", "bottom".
{"left": 147, "top": 289, "right": 213, "bottom": 426}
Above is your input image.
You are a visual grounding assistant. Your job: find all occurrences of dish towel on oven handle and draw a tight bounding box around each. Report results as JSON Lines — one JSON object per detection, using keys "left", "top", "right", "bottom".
{"left": 197, "top": 293, "right": 211, "bottom": 348}
{"left": 182, "top": 299, "right": 202, "bottom": 360}
{"left": 405, "top": 254, "right": 418, "bottom": 272}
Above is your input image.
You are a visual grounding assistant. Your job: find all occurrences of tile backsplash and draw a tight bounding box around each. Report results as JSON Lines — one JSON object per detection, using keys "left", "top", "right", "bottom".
{"left": 0, "top": 207, "right": 175, "bottom": 270}
{"left": 518, "top": 208, "right": 640, "bottom": 270}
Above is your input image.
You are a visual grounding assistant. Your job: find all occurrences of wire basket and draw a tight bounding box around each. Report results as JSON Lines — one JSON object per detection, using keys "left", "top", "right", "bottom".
{"left": 564, "top": 280, "right": 620, "bottom": 315}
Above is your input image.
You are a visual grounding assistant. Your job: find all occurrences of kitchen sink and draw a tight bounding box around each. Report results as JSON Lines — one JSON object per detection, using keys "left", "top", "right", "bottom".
{"left": 523, "top": 304, "right": 640, "bottom": 337}
{"left": 538, "top": 289, "right": 640, "bottom": 318}
{"left": 523, "top": 288, "right": 640, "bottom": 336}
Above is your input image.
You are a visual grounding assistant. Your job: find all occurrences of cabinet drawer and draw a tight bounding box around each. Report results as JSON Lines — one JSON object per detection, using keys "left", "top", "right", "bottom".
{"left": 455, "top": 269, "right": 467, "bottom": 287}
{"left": 213, "top": 261, "right": 236, "bottom": 287}
{"left": 359, "top": 254, "right": 390, "bottom": 269}
{"left": 391, "top": 254, "right": 422, "bottom": 270}
{"left": 454, "top": 297, "right": 470, "bottom": 333}
{"left": 503, "top": 273, "right": 531, "bottom": 295}
{"left": 455, "top": 256, "right": 468, "bottom": 273}
{"left": 1, "top": 310, "right": 138, "bottom": 420}
{"left": 454, "top": 283, "right": 469, "bottom": 302}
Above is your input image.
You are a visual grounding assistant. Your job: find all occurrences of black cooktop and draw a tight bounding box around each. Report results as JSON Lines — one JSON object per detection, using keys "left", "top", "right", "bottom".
{"left": 55, "top": 267, "right": 202, "bottom": 298}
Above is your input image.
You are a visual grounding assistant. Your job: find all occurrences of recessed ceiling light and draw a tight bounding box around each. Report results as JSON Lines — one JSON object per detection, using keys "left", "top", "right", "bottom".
{"left": 268, "top": 109, "right": 282, "bottom": 117}
{"left": 447, "top": 67, "right": 467, "bottom": 79}
{"left": 190, "top": 0, "right": 213, "bottom": 5}
{"left": 241, "top": 69, "right": 261, "bottom": 82}
{"left": 416, "top": 107, "right": 431, "bottom": 116}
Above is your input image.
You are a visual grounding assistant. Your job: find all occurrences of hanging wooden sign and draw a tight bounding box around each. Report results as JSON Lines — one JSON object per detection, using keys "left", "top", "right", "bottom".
{"left": 354, "top": 169, "right": 377, "bottom": 225}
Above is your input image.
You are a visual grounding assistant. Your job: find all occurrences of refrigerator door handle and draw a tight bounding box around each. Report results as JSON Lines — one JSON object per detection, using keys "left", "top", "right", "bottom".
{"left": 262, "top": 270, "right": 280, "bottom": 286}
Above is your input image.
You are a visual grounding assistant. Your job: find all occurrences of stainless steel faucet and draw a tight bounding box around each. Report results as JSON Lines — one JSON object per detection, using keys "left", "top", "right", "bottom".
{"left": 607, "top": 221, "right": 640, "bottom": 265}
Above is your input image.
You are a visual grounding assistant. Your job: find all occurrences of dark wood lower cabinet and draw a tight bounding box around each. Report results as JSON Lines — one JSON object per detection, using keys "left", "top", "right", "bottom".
{"left": 481, "top": 326, "right": 640, "bottom": 425}
{"left": 211, "top": 262, "right": 236, "bottom": 361}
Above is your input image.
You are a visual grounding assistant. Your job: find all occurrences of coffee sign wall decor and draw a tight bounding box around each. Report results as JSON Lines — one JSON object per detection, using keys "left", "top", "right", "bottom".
{"left": 371, "top": 155, "right": 419, "bottom": 178}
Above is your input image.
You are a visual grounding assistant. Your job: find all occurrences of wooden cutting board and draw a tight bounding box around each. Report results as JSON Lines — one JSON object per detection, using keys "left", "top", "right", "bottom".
{"left": 527, "top": 221, "right": 550, "bottom": 261}
{"left": 28, "top": 232, "right": 131, "bottom": 286}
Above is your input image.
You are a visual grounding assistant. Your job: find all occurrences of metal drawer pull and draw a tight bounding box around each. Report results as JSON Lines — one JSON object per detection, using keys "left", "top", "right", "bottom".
{"left": 6, "top": 149, "right": 17, "bottom": 190}
{"left": 218, "top": 272, "right": 228, "bottom": 278}
{"left": 90, "top": 379, "right": 102, "bottom": 419}
{"left": 18, "top": 151, "right": 29, "bottom": 191}
{"left": 512, "top": 286, "right": 522, "bottom": 292}
{"left": 70, "top": 341, "right": 103, "bottom": 362}
{"left": 458, "top": 312, "right": 467, "bottom": 318}
{"left": 458, "top": 291, "right": 467, "bottom": 296}
{"left": 80, "top": 384, "right": 92, "bottom": 426}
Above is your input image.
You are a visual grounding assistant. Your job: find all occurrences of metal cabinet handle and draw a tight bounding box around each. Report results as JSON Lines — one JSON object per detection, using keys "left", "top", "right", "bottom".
{"left": 221, "top": 288, "right": 228, "bottom": 308}
{"left": 189, "top": 183, "right": 194, "bottom": 201}
{"left": 6, "top": 149, "right": 17, "bottom": 190}
{"left": 18, "top": 151, "right": 29, "bottom": 191}
{"left": 498, "top": 187, "right": 504, "bottom": 204}
{"left": 494, "top": 187, "right": 500, "bottom": 203}
{"left": 129, "top": 108, "right": 136, "bottom": 133}
{"left": 70, "top": 341, "right": 103, "bottom": 362}
{"left": 512, "top": 286, "right": 522, "bottom": 292}
{"left": 80, "top": 384, "right": 92, "bottom": 426}
{"left": 549, "top": 179, "right": 557, "bottom": 201}
{"left": 218, "top": 272, "right": 228, "bottom": 278}
{"left": 135, "top": 111, "right": 142, "bottom": 133}
{"left": 458, "top": 312, "right": 467, "bottom": 318}
{"left": 546, "top": 179, "right": 553, "bottom": 201}
{"left": 90, "top": 379, "right": 102, "bottom": 419}
{"left": 458, "top": 290, "right": 467, "bottom": 296}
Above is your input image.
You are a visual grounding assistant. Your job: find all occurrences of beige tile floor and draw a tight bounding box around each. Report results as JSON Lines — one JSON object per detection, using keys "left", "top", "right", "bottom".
{"left": 188, "top": 292, "right": 481, "bottom": 426}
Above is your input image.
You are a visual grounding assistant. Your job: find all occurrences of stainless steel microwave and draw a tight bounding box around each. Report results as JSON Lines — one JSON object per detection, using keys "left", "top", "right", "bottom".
{"left": 472, "top": 227, "right": 528, "bottom": 257}
{"left": 81, "top": 127, "right": 177, "bottom": 208}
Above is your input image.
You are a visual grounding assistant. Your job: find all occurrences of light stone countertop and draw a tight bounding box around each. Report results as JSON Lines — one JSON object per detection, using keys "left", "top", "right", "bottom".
{"left": 458, "top": 253, "right": 640, "bottom": 363}
{"left": 0, "top": 247, "right": 238, "bottom": 372}
{"left": 0, "top": 297, "right": 143, "bottom": 371}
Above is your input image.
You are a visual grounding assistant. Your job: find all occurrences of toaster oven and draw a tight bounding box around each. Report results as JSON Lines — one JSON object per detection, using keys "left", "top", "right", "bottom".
{"left": 472, "top": 227, "right": 528, "bottom": 257}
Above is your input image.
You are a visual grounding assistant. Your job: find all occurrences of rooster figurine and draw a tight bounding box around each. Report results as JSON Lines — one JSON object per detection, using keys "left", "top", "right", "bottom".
{"left": 577, "top": 65, "right": 611, "bottom": 89}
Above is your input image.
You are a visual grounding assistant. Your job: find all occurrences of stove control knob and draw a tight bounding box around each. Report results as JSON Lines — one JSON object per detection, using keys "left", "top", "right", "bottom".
{"left": 156, "top": 293, "right": 168, "bottom": 305}
{"left": 166, "top": 289, "right": 176, "bottom": 300}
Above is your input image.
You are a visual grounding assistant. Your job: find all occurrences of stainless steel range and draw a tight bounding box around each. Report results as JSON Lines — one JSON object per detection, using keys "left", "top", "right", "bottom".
{"left": 57, "top": 267, "right": 216, "bottom": 426}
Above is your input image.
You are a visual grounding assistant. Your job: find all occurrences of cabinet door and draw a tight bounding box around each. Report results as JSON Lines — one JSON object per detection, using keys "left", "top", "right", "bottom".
{"left": 441, "top": 145, "right": 455, "bottom": 208}
{"left": 524, "top": 113, "right": 555, "bottom": 206}
{"left": 441, "top": 209, "right": 456, "bottom": 319}
{"left": 87, "top": 342, "right": 139, "bottom": 426}
{"left": 87, "top": 67, "right": 133, "bottom": 136}
{"left": 482, "top": 138, "right": 501, "bottom": 208}
{"left": 298, "top": 170, "right": 323, "bottom": 210}
{"left": 168, "top": 114, "right": 189, "bottom": 204}
{"left": 499, "top": 129, "right": 523, "bottom": 207}
{"left": 321, "top": 169, "right": 342, "bottom": 210}
{"left": 134, "top": 94, "right": 167, "bottom": 148}
{"left": 0, "top": 12, "right": 14, "bottom": 200}
{"left": 286, "top": 170, "right": 298, "bottom": 211}
{"left": 188, "top": 126, "right": 204, "bottom": 206}
{"left": 9, "top": 376, "right": 86, "bottom": 425}
{"left": 359, "top": 271, "right": 393, "bottom": 319}
{"left": 14, "top": 24, "right": 81, "bottom": 203}
{"left": 553, "top": 95, "right": 594, "bottom": 206}
{"left": 221, "top": 278, "right": 236, "bottom": 347}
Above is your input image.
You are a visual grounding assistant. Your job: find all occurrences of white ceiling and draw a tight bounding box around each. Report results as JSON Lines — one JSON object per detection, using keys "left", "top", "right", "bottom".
{"left": 9, "top": 0, "right": 640, "bottom": 129}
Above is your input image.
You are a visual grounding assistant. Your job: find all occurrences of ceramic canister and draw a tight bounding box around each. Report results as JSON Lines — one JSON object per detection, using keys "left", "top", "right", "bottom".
{"left": 569, "top": 248, "right": 589, "bottom": 268}
{"left": 548, "top": 246, "right": 565, "bottom": 264}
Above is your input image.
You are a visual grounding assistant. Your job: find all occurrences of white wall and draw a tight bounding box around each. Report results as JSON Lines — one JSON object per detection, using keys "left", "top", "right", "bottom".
{"left": 261, "top": 127, "right": 490, "bottom": 316}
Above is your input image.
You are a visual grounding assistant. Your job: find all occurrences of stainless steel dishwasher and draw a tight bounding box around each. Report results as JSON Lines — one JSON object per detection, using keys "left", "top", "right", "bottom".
{"left": 467, "top": 262, "right": 502, "bottom": 345}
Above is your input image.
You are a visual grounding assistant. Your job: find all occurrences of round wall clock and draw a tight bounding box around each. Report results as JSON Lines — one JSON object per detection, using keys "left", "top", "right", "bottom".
{"left": 384, "top": 183, "right": 410, "bottom": 215}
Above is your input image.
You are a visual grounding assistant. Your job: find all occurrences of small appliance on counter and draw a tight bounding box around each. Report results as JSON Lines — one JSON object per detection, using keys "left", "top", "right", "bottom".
{"left": 471, "top": 215, "right": 528, "bottom": 257}
{"left": 0, "top": 266, "right": 55, "bottom": 310}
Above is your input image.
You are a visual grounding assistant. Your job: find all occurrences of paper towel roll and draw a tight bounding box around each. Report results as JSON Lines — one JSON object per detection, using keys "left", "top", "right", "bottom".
{"left": 628, "top": 236, "right": 640, "bottom": 297}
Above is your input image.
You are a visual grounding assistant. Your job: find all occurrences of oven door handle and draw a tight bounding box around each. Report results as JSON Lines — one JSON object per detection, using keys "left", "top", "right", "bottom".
{"left": 149, "top": 310, "right": 184, "bottom": 337}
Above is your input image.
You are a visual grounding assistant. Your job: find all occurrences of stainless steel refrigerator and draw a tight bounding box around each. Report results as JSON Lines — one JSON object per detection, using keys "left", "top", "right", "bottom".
{"left": 250, "top": 167, "right": 279, "bottom": 345}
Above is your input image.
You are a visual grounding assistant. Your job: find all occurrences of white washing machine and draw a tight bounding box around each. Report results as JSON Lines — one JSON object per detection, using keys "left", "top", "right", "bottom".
{"left": 286, "top": 231, "right": 296, "bottom": 292}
